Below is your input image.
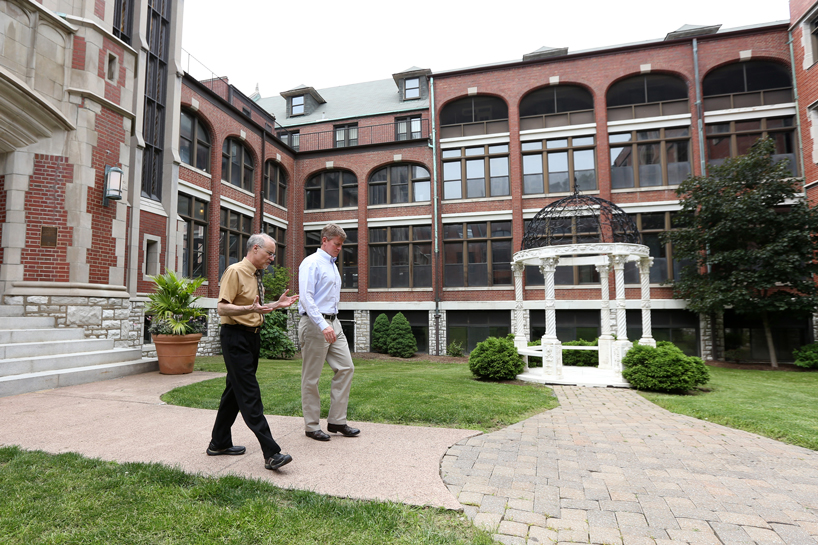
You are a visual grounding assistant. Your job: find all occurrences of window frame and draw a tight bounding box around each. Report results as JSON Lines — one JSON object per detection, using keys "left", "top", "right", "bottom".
{"left": 443, "top": 221, "right": 513, "bottom": 288}
{"left": 396, "top": 115, "right": 422, "bottom": 140}
{"left": 291, "top": 95, "right": 305, "bottom": 116}
{"left": 368, "top": 164, "right": 431, "bottom": 205}
{"left": 263, "top": 222, "right": 287, "bottom": 268}
{"left": 263, "top": 161, "right": 287, "bottom": 207}
{"left": 305, "top": 170, "right": 358, "bottom": 210}
{"left": 369, "top": 225, "right": 433, "bottom": 289}
{"left": 623, "top": 212, "right": 690, "bottom": 284}
{"left": 609, "top": 127, "right": 691, "bottom": 189}
{"left": 522, "top": 136, "right": 597, "bottom": 195}
{"left": 305, "top": 228, "right": 359, "bottom": 289}
{"left": 404, "top": 78, "right": 420, "bottom": 100}
{"left": 442, "top": 144, "right": 510, "bottom": 200}
{"left": 221, "top": 138, "right": 255, "bottom": 192}
{"left": 177, "top": 193, "right": 208, "bottom": 279}
{"left": 705, "top": 117, "right": 798, "bottom": 175}
{"left": 219, "top": 208, "right": 253, "bottom": 278}
{"left": 179, "top": 109, "right": 211, "bottom": 173}
{"left": 334, "top": 123, "right": 358, "bottom": 148}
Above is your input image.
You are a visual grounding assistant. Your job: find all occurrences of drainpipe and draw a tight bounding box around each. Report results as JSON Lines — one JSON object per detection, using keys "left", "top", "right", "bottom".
{"left": 788, "top": 31, "right": 806, "bottom": 189}
{"left": 693, "top": 38, "right": 706, "bottom": 176}
{"left": 430, "top": 76, "right": 441, "bottom": 355}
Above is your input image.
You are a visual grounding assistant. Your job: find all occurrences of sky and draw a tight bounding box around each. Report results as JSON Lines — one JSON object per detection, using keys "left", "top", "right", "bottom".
{"left": 181, "top": 0, "right": 791, "bottom": 100}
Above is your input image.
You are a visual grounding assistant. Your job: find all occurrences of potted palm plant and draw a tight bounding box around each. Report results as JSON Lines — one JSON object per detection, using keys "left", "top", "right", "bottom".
{"left": 146, "top": 269, "right": 207, "bottom": 374}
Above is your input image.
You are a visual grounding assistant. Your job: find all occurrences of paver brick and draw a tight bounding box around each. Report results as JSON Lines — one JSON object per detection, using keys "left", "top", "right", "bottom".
{"left": 589, "top": 527, "right": 623, "bottom": 545}
{"left": 528, "top": 525, "right": 558, "bottom": 543}
{"left": 742, "top": 526, "right": 786, "bottom": 544}
{"left": 499, "top": 520, "right": 530, "bottom": 538}
{"left": 458, "top": 491, "right": 484, "bottom": 506}
{"left": 717, "top": 512, "right": 772, "bottom": 528}
{"left": 769, "top": 522, "right": 817, "bottom": 545}
{"left": 473, "top": 512, "right": 502, "bottom": 532}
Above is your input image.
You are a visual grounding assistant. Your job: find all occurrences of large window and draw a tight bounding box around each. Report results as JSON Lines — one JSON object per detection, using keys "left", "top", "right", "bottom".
{"left": 447, "top": 310, "right": 510, "bottom": 354}
{"left": 178, "top": 194, "right": 207, "bottom": 279}
{"left": 179, "top": 110, "right": 210, "bottom": 172}
{"left": 264, "top": 161, "right": 287, "bottom": 206}
{"left": 221, "top": 138, "right": 254, "bottom": 191}
{"left": 369, "top": 225, "right": 432, "bottom": 289}
{"left": 305, "top": 229, "right": 358, "bottom": 288}
{"left": 334, "top": 124, "right": 358, "bottom": 148}
{"left": 263, "top": 223, "right": 286, "bottom": 268}
{"left": 522, "top": 136, "right": 596, "bottom": 195}
{"left": 607, "top": 74, "right": 688, "bottom": 121}
{"left": 524, "top": 218, "right": 600, "bottom": 286}
{"left": 703, "top": 61, "right": 792, "bottom": 111}
{"left": 219, "top": 208, "right": 252, "bottom": 278}
{"left": 371, "top": 310, "right": 429, "bottom": 353}
{"left": 369, "top": 164, "right": 430, "bottom": 205}
{"left": 113, "top": 0, "right": 133, "bottom": 45}
{"left": 610, "top": 127, "right": 691, "bottom": 188}
{"left": 396, "top": 115, "right": 422, "bottom": 140}
{"left": 439, "top": 96, "right": 509, "bottom": 138}
{"left": 622, "top": 212, "right": 691, "bottom": 284}
{"left": 444, "top": 221, "right": 512, "bottom": 287}
{"left": 519, "top": 85, "right": 594, "bottom": 130}
{"left": 627, "top": 310, "right": 699, "bottom": 356}
{"left": 705, "top": 117, "right": 797, "bottom": 174}
{"left": 530, "top": 310, "right": 599, "bottom": 342}
{"left": 442, "top": 145, "right": 509, "bottom": 200}
{"left": 305, "top": 170, "right": 357, "bottom": 210}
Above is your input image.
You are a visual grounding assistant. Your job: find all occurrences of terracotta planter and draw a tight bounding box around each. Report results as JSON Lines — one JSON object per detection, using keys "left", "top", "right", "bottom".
{"left": 153, "top": 333, "right": 203, "bottom": 374}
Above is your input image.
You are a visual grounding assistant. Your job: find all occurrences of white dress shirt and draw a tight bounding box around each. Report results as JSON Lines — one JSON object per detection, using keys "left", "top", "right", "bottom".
{"left": 298, "top": 248, "right": 341, "bottom": 331}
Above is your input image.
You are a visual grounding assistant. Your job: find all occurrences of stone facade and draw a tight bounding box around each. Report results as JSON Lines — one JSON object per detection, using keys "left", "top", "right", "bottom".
{"left": 430, "top": 310, "right": 447, "bottom": 356}
{"left": 354, "top": 309, "right": 369, "bottom": 353}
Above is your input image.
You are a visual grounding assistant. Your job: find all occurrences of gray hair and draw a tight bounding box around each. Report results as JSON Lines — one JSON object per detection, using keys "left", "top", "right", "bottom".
{"left": 246, "top": 233, "right": 275, "bottom": 254}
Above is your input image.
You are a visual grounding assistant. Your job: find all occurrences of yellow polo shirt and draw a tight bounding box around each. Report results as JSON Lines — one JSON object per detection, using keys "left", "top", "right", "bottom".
{"left": 218, "top": 257, "right": 264, "bottom": 328}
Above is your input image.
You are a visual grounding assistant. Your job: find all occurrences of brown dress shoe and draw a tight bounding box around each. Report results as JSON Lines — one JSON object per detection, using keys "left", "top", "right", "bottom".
{"left": 305, "top": 429, "right": 331, "bottom": 441}
{"left": 327, "top": 423, "right": 360, "bottom": 437}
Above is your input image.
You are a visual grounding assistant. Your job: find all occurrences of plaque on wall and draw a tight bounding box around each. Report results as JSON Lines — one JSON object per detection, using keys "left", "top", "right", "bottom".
{"left": 41, "top": 226, "right": 58, "bottom": 247}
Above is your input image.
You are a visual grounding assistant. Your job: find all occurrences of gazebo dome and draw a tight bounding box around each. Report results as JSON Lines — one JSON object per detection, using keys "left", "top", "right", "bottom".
{"left": 521, "top": 191, "right": 641, "bottom": 250}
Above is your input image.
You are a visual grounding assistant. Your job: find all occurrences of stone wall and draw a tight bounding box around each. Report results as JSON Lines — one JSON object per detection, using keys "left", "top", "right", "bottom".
{"left": 354, "top": 310, "right": 369, "bottom": 353}
{"left": 429, "top": 310, "right": 446, "bottom": 356}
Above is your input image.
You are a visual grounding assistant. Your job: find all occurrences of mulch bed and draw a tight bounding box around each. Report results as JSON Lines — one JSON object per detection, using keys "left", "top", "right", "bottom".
{"left": 704, "top": 360, "right": 806, "bottom": 371}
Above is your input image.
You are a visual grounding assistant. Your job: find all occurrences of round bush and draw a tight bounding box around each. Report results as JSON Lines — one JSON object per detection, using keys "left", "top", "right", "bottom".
{"left": 260, "top": 311, "right": 296, "bottom": 359}
{"left": 562, "top": 339, "right": 599, "bottom": 367}
{"left": 469, "top": 336, "right": 524, "bottom": 381}
{"left": 793, "top": 343, "right": 818, "bottom": 369}
{"left": 622, "top": 341, "right": 709, "bottom": 393}
{"left": 388, "top": 312, "right": 417, "bottom": 358}
{"left": 371, "top": 313, "right": 390, "bottom": 353}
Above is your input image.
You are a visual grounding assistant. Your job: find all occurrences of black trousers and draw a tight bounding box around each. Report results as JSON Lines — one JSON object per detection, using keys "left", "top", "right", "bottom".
{"left": 210, "top": 325, "right": 281, "bottom": 459}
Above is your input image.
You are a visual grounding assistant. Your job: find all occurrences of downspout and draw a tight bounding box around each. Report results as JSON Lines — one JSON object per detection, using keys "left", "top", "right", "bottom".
{"left": 430, "top": 76, "right": 441, "bottom": 355}
{"left": 693, "top": 38, "right": 706, "bottom": 175}
{"left": 788, "top": 30, "right": 806, "bottom": 190}
{"left": 260, "top": 134, "right": 266, "bottom": 232}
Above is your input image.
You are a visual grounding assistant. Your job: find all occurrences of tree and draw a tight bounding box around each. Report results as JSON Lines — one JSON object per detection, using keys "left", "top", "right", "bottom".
{"left": 371, "top": 313, "right": 390, "bottom": 353}
{"left": 664, "top": 137, "right": 818, "bottom": 367}
{"left": 387, "top": 312, "right": 417, "bottom": 358}
{"left": 262, "top": 265, "right": 291, "bottom": 303}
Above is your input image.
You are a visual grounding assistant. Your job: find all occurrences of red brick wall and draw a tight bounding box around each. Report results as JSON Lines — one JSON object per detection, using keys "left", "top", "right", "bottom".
{"left": 94, "top": 0, "right": 105, "bottom": 20}
{"left": 72, "top": 36, "right": 86, "bottom": 71}
{"left": 22, "top": 155, "right": 73, "bottom": 282}
{"left": 100, "top": 37, "right": 127, "bottom": 105}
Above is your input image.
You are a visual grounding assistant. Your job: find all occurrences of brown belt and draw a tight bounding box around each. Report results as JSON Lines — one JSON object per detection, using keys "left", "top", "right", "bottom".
{"left": 221, "top": 323, "right": 261, "bottom": 334}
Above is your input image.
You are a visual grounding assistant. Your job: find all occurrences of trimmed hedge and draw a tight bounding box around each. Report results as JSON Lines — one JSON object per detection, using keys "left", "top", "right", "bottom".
{"left": 387, "top": 312, "right": 417, "bottom": 358}
{"left": 793, "top": 343, "right": 818, "bottom": 369}
{"left": 469, "top": 336, "right": 524, "bottom": 381}
{"left": 622, "top": 341, "right": 709, "bottom": 393}
{"left": 562, "top": 339, "right": 598, "bottom": 367}
{"left": 371, "top": 313, "right": 390, "bottom": 353}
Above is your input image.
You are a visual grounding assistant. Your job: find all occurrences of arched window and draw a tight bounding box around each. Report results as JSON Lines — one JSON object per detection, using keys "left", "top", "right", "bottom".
{"left": 305, "top": 170, "right": 357, "bottom": 210}
{"left": 702, "top": 61, "right": 792, "bottom": 111}
{"left": 439, "top": 96, "right": 508, "bottom": 138}
{"left": 369, "top": 164, "right": 430, "bottom": 205}
{"left": 221, "top": 138, "right": 254, "bottom": 191}
{"left": 520, "top": 85, "right": 594, "bottom": 130}
{"left": 607, "top": 74, "right": 688, "bottom": 121}
{"left": 264, "top": 161, "right": 287, "bottom": 207}
{"left": 179, "top": 110, "right": 211, "bottom": 172}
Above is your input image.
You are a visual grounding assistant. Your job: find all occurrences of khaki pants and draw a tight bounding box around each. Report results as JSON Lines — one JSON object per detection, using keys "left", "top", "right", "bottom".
{"left": 298, "top": 316, "right": 354, "bottom": 432}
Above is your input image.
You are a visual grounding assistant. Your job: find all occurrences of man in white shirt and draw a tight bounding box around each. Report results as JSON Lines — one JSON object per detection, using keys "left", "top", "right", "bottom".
{"left": 298, "top": 223, "right": 359, "bottom": 441}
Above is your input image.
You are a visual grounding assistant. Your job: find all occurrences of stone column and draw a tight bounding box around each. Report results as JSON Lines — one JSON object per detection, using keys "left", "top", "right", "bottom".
{"left": 512, "top": 262, "right": 527, "bottom": 348}
{"left": 638, "top": 256, "right": 656, "bottom": 347}
{"left": 540, "top": 256, "right": 562, "bottom": 379}
{"left": 596, "top": 259, "right": 613, "bottom": 369}
{"left": 611, "top": 254, "right": 631, "bottom": 375}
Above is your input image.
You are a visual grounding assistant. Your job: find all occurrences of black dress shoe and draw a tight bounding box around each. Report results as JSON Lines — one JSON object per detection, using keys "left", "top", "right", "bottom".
{"left": 305, "top": 429, "right": 331, "bottom": 441}
{"left": 327, "top": 423, "right": 360, "bottom": 437}
{"left": 206, "top": 445, "right": 246, "bottom": 456}
{"left": 264, "top": 452, "right": 293, "bottom": 470}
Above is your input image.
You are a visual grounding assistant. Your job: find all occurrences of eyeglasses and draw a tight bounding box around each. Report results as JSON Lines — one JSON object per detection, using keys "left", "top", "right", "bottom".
{"left": 258, "top": 246, "right": 276, "bottom": 258}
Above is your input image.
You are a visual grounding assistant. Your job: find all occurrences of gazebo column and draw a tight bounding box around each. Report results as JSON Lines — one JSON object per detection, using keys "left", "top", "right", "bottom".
{"left": 596, "top": 259, "right": 613, "bottom": 370}
{"left": 611, "top": 254, "right": 631, "bottom": 375}
{"left": 512, "top": 262, "right": 529, "bottom": 372}
{"left": 540, "top": 256, "right": 562, "bottom": 379}
{"left": 638, "top": 256, "right": 656, "bottom": 347}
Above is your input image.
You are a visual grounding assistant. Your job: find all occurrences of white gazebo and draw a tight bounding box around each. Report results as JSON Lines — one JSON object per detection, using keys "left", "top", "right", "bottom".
{"left": 512, "top": 192, "right": 656, "bottom": 387}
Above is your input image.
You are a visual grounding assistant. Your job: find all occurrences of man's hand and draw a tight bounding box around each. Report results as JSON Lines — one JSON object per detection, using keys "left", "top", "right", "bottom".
{"left": 276, "top": 289, "right": 299, "bottom": 308}
{"left": 322, "top": 325, "right": 336, "bottom": 343}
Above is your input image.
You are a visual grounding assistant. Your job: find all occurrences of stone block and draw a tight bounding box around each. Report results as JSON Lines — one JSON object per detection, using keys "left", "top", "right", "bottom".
{"left": 27, "top": 296, "right": 49, "bottom": 304}
{"left": 67, "top": 305, "right": 101, "bottom": 326}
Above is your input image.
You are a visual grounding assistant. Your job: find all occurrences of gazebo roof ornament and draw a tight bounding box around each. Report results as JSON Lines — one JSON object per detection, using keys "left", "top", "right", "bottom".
{"left": 521, "top": 189, "right": 641, "bottom": 250}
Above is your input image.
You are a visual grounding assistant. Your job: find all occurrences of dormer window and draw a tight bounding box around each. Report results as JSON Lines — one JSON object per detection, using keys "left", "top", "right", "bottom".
{"left": 292, "top": 95, "right": 304, "bottom": 116}
{"left": 405, "top": 78, "right": 420, "bottom": 100}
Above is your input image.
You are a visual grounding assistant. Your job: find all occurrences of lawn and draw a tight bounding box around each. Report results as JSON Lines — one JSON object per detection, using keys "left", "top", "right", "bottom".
{"left": 640, "top": 365, "right": 818, "bottom": 451}
{"left": 162, "top": 356, "right": 559, "bottom": 433}
{"left": 0, "top": 446, "right": 493, "bottom": 545}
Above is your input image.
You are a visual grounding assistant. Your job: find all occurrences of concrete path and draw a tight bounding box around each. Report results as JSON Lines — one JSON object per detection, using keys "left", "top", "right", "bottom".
{"left": 442, "top": 386, "right": 818, "bottom": 545}
{"left": 0, "top": 371, "right": 477, "bottom": 509}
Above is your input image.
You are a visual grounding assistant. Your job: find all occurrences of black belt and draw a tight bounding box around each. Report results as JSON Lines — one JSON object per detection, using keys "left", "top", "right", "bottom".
{"left": 222, "top": 323, "right": 261, "bottom": 334}
{"left": 302, "top": 313, "right": 337, "bottom": 321}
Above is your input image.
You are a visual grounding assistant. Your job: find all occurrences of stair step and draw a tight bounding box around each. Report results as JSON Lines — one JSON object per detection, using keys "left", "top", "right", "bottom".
{"left": 0, "top": 359, "right": 159, "bottom": 397}
{"left": 0, "top": 328, "right": 86, "bottom": 344}
{"left": 0, "top": 306, "right": 24, "bottom": 318}
{"left": 0, "top": 316, "right": 56, "bottom": 329}
{"left": 0, "top": 338, "right": 114, "bottom": 359}
{"left": 0, "top": 348, "right": 144, "bottom": 377}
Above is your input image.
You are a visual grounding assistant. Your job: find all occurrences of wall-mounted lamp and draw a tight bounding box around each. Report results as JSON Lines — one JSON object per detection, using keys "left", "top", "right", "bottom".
{"left": 103, "top": 165, "right": 123, "bottom": 206}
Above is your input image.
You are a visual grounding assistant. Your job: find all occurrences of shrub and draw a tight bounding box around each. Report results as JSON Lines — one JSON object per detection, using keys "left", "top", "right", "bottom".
{"left": 261, "top": 266, "right": 291, "bottom": 303}
{"left": 446, "top": 340, "right": 464, "bottom": 357}
{"left": 527, "top": 339, "right": 542, "bottom": 367}
{"left": 562, "top": 339, "right": 599, "bottom": 367}
{"left": 388, "top": 312, "right": 417, "bottom": 358}
{"left": 622, "top": 341, "right": 709, "bottom": 393}
{"left": 793, "top": 343, "right": 818, "bottom": 369}
{"left": 468, "top": 336, "right": 524, "bottom": 381}
{"left": 371, "top": 313, "right": 390, "bottom": 353}
{"left": 260, "top": 310, "right": 296, "bottom": 359}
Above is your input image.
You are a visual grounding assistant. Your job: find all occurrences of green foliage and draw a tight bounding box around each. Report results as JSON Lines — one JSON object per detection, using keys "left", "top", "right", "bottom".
{"left": 261, "top": 265, "right": 291, "bottom": 303}
{"left": 527, "top": 339, "right": 542, "bottom": 367}
{"left": 562, "top": 339, "right": 599, "bottom": 367}
{"left": 260, "top": 310, "right": 296, "bottom": 359}
{"left": 793, "top": 343, "right": 818, "bottom": 369}
{"left": 146, "top": 269, "right": 206, "bottom": 335}
{"left": 664, "top": 137, "right": 818, "bottom": 318}
{"left": 387, "top": 312, "right": 417, "bottom": 358}
{"left": 468, "top": 336, "right": 524, "bottom": 381}
{"left": 622, "top": 341, "right": 710, "bottom": 394}
{"left": 371, "top": 313, "right": 390, "bottom": 353}
{"left": 446, "top": 340, "right": 464, "bottom": 357}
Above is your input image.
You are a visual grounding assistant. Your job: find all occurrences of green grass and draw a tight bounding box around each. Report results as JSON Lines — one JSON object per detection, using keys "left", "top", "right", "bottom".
{"left": 164, "top": 356, "right": 559, "bottom": 433}
{"left": 640, "top": 366, "right": 818, "bottom": 451}
{"left": 0, "top": 446, "right": 493, "bottom": 545}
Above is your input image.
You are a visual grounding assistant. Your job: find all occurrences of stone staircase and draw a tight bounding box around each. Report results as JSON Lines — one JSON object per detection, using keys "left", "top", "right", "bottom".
{"left": 0, "top": 305, "right": 158, "bottom": 397}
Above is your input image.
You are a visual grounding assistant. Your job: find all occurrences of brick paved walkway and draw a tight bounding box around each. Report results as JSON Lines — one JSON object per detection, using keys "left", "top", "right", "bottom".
{"left": 442, "top": 386, "right": 818, "bottom": 545}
